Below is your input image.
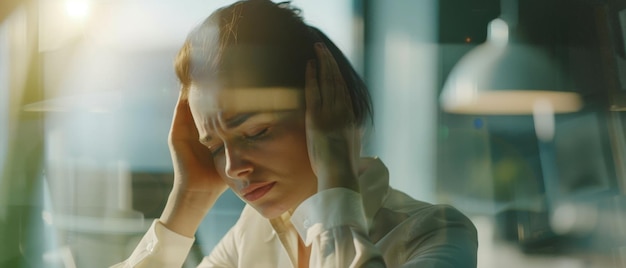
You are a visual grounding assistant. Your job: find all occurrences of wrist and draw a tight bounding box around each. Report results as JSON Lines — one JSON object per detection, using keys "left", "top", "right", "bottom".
{"left": 160, "top": 188, "right": 221, "bottom": 238}
{"left": 316, "top": 170, "right": 359, "bottom": 192}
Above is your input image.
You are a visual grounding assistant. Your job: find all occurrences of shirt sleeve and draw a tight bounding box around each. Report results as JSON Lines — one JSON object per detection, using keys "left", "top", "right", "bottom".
{"left": 290, "top": 188, "right": 386, "bottom": 268}
{"left": 111, "top": 219, "right": 195, "bottom": 268}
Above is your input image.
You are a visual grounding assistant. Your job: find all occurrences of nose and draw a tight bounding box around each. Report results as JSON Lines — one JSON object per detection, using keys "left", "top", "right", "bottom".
{"left": 224, "top": 145, "right": 254, "bottom": 179}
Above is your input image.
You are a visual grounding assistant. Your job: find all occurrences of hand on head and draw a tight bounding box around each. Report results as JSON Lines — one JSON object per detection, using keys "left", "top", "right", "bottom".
{"left": 305, "top": 42, "right": 361, "bottom": 192}
{"left": 169, "top": 94, "right": 228, "bottom": 198}
{"left": 159, "top": 95, "right": 228, "bottom": 237}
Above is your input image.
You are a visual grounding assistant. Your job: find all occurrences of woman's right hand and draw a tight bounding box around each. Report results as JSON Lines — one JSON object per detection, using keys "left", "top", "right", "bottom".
{"left": 159, "top": 94, "right": 228, "bottom": 237}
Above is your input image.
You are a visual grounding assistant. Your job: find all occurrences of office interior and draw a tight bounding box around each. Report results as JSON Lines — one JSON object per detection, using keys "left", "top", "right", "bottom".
{"left": 1, "top": 0, "right": 625, "bottom": 267}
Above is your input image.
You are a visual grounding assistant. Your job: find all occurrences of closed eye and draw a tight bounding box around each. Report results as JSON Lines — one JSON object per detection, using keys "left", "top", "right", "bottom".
{"left": 207, "top": 142, "right": 224, "bottom": 156}
{"left": 245, "top": 127, "right": 269, "bottom": 140}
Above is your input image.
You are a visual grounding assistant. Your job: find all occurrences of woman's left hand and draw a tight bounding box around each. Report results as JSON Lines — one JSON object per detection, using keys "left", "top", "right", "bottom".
{"left": 305, "top": 42, "right": 361, "bottom": 193}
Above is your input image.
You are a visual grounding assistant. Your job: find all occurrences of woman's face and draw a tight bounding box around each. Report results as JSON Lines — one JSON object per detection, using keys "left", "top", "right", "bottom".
{"left": 188, "top": 85, "right": 318, "bottom": 219}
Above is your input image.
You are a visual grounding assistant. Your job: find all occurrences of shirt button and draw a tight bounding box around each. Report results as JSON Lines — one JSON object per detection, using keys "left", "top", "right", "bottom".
{"left": 303, "top": 219, "right": 311, "bottom": 229}
{"left": 146, "top": 241, "right": 155, "bottom": 253}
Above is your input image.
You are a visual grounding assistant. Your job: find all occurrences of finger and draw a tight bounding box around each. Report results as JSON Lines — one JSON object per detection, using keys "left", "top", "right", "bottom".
{"left": 314, "top": 43, "right": 354, "bottom": 125}
{"left": 170, "top": 93, "right": 199, "bottom": 141}
{"left": 321, "top": 46, "right": 354, "bottom": 122}
{"left": 305, "top": 59, "right": 320, "bottom": 112}
{"left": 313, "top": 43, "right": 336, "bottom": 107}
{"left": 306, "top": 59, "right": 332, "bottom": 131}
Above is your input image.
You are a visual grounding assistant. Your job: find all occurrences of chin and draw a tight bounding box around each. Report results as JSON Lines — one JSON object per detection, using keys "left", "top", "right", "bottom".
{"left": 253, "top": 201, "right": 293, "bottom": 219}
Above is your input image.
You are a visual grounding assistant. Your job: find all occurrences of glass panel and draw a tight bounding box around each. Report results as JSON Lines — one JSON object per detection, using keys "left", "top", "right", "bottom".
{"left": 34, "top": 0, "right": 356, "bottom": 266}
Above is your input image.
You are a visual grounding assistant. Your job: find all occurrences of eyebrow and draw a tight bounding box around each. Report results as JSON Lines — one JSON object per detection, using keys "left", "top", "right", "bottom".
{"left": 223, "top": 112, "right": 257, "bottom": 129}
{"left": 198, "top": 112, "right": 258, "bottom": 144}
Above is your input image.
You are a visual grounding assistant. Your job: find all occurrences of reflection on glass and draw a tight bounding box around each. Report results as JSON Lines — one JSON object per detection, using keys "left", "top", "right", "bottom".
{"left": 1, "top": 0, "right": 625, "bottom": 267}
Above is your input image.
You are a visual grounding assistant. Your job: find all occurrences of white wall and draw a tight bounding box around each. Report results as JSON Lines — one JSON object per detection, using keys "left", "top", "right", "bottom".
{"left": 367, "top": 0, "right": 439, "bottom": 202}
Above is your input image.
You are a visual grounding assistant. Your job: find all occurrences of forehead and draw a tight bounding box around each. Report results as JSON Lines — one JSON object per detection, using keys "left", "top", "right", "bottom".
{"left": 187, "top": 85, "right": 303, "bottom": 118}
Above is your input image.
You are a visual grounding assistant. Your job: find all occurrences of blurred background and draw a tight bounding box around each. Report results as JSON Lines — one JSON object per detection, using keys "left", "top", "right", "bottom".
{"left": 1, "top": 0, "right": 625, "bottom": 267}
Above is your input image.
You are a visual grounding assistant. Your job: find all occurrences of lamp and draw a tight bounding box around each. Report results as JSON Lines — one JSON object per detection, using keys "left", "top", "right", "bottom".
{"left": 440, "top": 4, "right": 583, "bottom": 115}
{"left": 440, "top": 1, "right": 593, "bottom": 250}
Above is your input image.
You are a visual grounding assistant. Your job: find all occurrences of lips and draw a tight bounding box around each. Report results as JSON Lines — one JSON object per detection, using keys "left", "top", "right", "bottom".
{"left": 242, "top": 182, "right": 276, "bottom": 202}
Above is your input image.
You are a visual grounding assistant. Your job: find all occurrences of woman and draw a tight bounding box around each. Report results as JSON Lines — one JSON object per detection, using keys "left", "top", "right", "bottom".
{"left": 116, "top": 0, "right": 477, "bottom": 267}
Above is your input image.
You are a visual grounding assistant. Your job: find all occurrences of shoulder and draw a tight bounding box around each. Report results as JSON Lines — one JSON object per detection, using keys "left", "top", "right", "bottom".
{"left": 380, "top": 189, "right": 477, "bottom": 241}
{"left": 410, "top": 204, "right": 477, "bottom": 236}
{"left": 376, "top": 191, "right": 478, "bottom": 266}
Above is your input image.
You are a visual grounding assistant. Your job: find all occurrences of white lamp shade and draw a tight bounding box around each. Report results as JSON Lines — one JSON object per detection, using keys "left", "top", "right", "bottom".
{"left": 440, "top": 19, "right": 583, "bottom": 115}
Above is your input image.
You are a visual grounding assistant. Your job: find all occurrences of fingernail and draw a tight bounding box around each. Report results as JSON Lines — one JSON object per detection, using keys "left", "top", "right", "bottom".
{"left": 315, "top": 42, "right": 324, "bottom": 49}
{"left": 309, "top": 59, "right": 316, "bottom": 68}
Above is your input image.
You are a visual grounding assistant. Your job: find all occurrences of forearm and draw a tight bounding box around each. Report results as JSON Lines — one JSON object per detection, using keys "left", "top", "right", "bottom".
{"left": 160, "top": 184, "right": 221, "bottom": 238}
{"left": 310, "top": 133, "right": 360, "bottom": 193}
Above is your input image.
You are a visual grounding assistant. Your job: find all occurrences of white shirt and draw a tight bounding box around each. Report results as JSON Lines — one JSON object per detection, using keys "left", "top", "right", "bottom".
{"left": 114, "top": 157, "right": 478, "bottom": 267}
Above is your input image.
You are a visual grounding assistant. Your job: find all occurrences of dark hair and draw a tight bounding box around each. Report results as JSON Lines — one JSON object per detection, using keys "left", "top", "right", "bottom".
{"left": 175, "top": 0, "right": 372, "bottom": 126}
